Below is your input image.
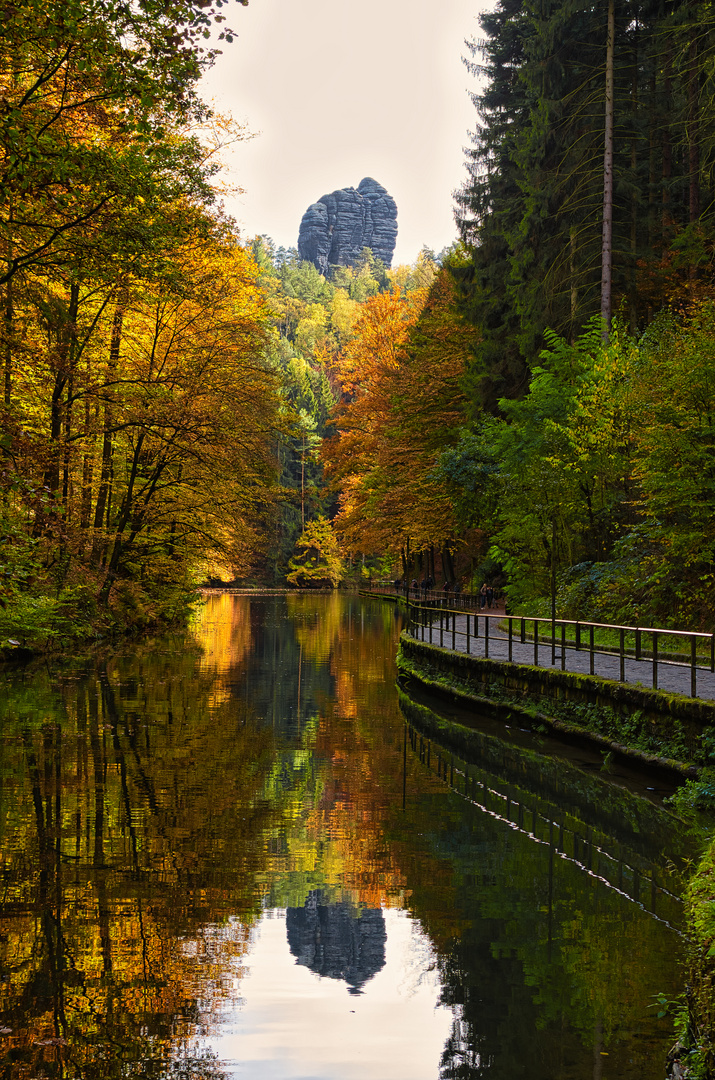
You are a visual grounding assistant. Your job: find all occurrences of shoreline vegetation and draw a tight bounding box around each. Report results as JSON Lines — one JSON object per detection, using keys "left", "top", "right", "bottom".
{"left": 0, "top": 583, "right": 358, "bottom": 664}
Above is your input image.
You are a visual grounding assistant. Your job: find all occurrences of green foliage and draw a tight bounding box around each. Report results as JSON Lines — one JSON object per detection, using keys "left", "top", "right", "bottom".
{"left": 677, "top": 836, "right": 715, "bottom": 1079}
{"left": 281, "top": 259, "right": 335, "bottom": 305}
{"left": 439, "top": 320, "right": 636, "bottom": 610}
{"left": 286, "top": 516, "right": 344, "bottom": 589}
{"left": 435, "top": 305, "right": 715, "bottom": 628}
{"left": 0, "top": 594, "right": 67, "bottom": 648}
{"left": 0, "top": 498, "right": 41, "bottom": 602}
{"left": 329, "top": 249, "right": 389, "bottom": 300}
{"left": 668, "top": 780, "right": 715, "bottom": 821}
{"left": 431, "top": 424, "right": 501, "bottom": 531}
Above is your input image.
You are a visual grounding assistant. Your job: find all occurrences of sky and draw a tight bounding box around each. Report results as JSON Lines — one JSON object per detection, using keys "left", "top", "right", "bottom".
{"left": 207, "top": 909, "right": 453, "bottom": 1078}
{"left": 200, "top": 0, "right": 492, "bottom": 267}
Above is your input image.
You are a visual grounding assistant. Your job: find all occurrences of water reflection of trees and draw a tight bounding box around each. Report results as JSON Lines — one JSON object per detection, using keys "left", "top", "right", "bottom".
{"left": 390, "top": 717, "right": 688, "bottom": 1080}
{"left": 0, "top": 646, "right": 280, "bottom": 1079}
{"left": 0, "top": 595, "right": 689, "bottom": 1080}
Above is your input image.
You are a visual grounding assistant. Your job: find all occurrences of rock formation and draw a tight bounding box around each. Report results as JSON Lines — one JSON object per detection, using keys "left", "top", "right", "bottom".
{"left": 286, "top": 891, "right": 387, "bottom": 995}
{"left": 297, "top": 178, "right": 398, "bottom": 274}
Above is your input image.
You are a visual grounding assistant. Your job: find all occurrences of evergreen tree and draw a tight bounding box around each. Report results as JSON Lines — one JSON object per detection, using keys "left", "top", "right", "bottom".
{"left": 454, "top": 0, "right": 715, "bottom": 400}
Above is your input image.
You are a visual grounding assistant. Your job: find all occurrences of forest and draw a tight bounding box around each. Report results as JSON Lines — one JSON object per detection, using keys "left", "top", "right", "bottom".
{"left": 4, "top": 0, "right": 715, "bottom": 649}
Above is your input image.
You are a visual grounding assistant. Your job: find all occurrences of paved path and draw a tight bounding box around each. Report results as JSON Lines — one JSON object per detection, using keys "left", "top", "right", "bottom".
{"left": 412, "top": 614, "right": 715, "bottom": 703}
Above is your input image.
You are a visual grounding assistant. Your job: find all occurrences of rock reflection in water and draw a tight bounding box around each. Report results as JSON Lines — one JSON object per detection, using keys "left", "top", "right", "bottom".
{"left": 286, "top": 891, "right": 386, "bottom": 994}
{"left": 0, "top": 594, "right": 691, "bottom": 1080}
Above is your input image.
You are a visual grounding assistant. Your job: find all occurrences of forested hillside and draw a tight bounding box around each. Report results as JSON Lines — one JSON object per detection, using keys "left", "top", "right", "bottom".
{"left": 251, "top": 238, "right": 443, "bottom": 586}
{"left": 6, "top": 0, "right": 715, "bottom": 647}
{"left": 325, "top": 0, "right": 715, "bottom": 630}
{"left": 445, "top": 0, "right": 715, "bottom": 628}
{"left": 0, "top": 0, "right": 444, "bottom": 660}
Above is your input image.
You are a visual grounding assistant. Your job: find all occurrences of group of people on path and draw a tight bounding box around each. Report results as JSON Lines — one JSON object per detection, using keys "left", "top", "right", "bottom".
{"left": 392, "top": 578, "right": 498, "bottom": 605}
{"left": 479, "top": 583, "right": 496, "bottom": 609}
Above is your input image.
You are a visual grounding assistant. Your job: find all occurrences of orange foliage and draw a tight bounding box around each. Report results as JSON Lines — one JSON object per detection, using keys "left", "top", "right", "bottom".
{"left": 323, "top": 271, "right": 477, "bottom": 558}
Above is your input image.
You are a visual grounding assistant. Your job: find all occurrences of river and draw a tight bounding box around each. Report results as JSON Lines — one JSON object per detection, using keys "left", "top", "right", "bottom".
{"left": 0, "top": 592, "right": 692, "bottom": 1079}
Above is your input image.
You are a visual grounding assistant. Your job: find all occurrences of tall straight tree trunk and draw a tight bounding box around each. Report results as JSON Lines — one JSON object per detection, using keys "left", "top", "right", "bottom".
{"left": 80, "top": 399, "right": 97, "bottom": 536}
{"left": 630, "top": 37, "right": 639, "bottom": 334}
{"left": 662, "top": 43, "right": 673, "bottom": 253}
{"left": 92, "top": 293, "right": 126, "bottom": 565}
{"left": 3, "top": 278, "right": 11, "bottom": 410}
{"left": 44, "top": 283, "right": 80, "bottom": 505}
{"left": 569, "top": 225, "right": 578, "bottom": 338}
{"left": 62, "top": 370, "right": 73, "bottom": 514}
{"left": 648, "top": 69, "right": 657, "bottom": 256}
{"left": 79, "top": 399, "right": 94, "bottom": 529}
{"left": 688, "top": 38, "right": 700, "bottom": 225}
{"left": 61, "top": 283, "right": 80, "bottom": 521}
{"left": 4, "top": 197, "right": 12, "bottom": 409}
{"left": 601, "top": 0, "right": 615, "bottom": 339}
{"left": 687, "top": 34, "right": 700, "bottom": 283}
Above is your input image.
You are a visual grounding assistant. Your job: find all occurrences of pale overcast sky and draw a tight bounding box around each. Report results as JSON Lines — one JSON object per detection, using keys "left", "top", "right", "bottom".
{"left": 200, "top": 0, "right": 492, "bottom": 267}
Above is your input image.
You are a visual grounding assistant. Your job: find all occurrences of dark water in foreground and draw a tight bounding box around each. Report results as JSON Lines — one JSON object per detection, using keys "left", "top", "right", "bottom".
{"left": 0, "top": 592, "right": 693, "bottom": 1079}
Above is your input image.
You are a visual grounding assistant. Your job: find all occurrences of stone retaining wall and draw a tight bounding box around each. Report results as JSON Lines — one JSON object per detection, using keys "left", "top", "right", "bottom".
{"left": 398, "top": 632, "right": 715, "bottom": 779}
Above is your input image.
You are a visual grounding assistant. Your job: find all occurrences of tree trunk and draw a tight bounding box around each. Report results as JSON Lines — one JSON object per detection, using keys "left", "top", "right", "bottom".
{"left": 92, "top": 294, "right": 126, "bottom": 565}
{"left": 3, "top": 277, "right": 11, "bottom": 410}
{"left": 569, "top": 225, "right": 578, "bottom": 337}
{"left": 79, "top": 398, "right": 96, "bottom": 536}
{"left": 4, "top": 197, "right": 12, "bottom": 409}
{"left": 62, "top": 369, "right": 73, "bottom": 516}
{"left": 688, "top": 38, "right": 700, "bottom": 226}
{"left": 648, "top": 70, "right": 657, "bottom": 257}
{"left": 443, "top": 545, "right": 456, "bottom": 583}
{"left": 36, "top": 285, "right": 80, "bottom": 543}
{"left": 61, "top": 284, "right": 81, "bottom": 525}
{"left": 301, "top": 432, "right": 305, "bottom": 529}
{"left": 600, "top": 0, "right": 615, "bottom": 339}
{"left": 662, "top": 43, "right": 673, "bottom": 253}
{"left": 103, "top": 433, "right": 145, "bottom": 581}
{"left": 630, "top": 39, "right": 639, "bottom": 335}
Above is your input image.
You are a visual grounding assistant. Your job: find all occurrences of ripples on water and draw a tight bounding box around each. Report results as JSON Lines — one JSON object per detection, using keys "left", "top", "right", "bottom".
{"left": 0, "top": 592, "right": 691, "bottom": 1079}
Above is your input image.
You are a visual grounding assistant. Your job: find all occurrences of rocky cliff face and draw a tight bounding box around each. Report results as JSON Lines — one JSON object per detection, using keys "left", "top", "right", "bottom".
{"left": 297, "top": 178, "right": 397, "bottom": 274}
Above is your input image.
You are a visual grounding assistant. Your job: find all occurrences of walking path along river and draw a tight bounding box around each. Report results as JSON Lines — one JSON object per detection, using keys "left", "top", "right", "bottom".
{"left": 407, "top": 607, "right": 715, "bottom": 701}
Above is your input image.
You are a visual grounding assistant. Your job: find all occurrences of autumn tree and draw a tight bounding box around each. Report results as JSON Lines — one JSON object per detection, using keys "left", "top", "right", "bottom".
{"left": 323, "top": 271, "right": 476, "bottom": 578}
{"left": 0, "top": 0, "right": 284, "bottom": 638}
{"left": 286, "top": 516, "right": 344, "bottom": 588}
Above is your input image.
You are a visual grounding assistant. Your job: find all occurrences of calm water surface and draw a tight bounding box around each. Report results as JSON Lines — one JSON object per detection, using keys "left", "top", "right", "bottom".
{"left": 0, "top": 593, "right": 692, "bottom": 1079}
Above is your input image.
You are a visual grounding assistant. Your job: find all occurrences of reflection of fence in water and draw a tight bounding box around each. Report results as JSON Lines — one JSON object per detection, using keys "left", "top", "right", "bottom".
{"left": 405, "top": 722, "right": 685, "bottom": 935}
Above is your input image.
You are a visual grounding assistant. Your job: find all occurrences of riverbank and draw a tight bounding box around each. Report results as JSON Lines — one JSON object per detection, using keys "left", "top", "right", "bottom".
{"left": 396, "top": 628, "right": 715, "bottom": 1079}
{"left": 0, "top": 582, "right": 355, "bottom": 664}
{"left": 396, "top": 632, "right": 712, "bottom": 779}
{"left": 0, "top": 576, "right": 214, "bottom": 663}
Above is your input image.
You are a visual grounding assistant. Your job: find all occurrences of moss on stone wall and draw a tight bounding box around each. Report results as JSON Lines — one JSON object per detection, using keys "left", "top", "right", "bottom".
{"left": 397, "top": 632, "right": 715, "bottom": 778}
